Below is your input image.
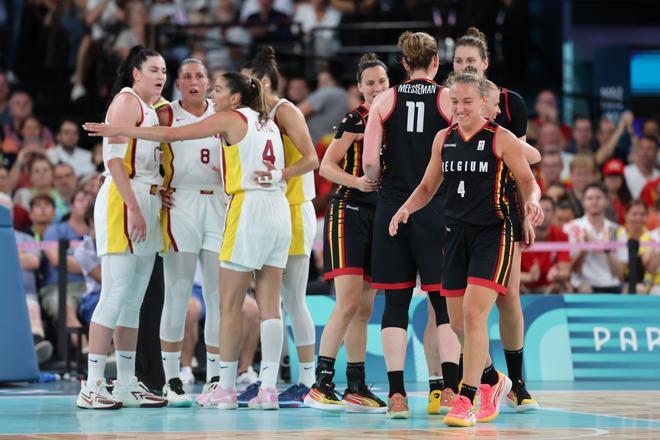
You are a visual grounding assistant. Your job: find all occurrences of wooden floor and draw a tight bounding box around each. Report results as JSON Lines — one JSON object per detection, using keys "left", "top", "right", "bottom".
{"left": 1, "top": 384, "right": 659, "bottom": 439}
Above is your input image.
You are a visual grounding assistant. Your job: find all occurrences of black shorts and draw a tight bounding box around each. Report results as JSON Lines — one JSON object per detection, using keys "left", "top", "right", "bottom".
{"left": 509, "top": 185, "right": 524, "bottom": 242}
{"left": 371, "top": 197, "right": 444, "bottom": 292}
{"left": 442, "top": 220, "right": 514, "bottom": 297}
{"left": 323, "top": 199, "right": 375, "bottom": 281}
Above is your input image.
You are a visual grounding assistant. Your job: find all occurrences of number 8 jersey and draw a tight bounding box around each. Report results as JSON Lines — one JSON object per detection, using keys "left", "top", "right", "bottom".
{"left": 161, "top": 99, "right": 223, "bottom": 191}
{"left": 222, "top": 107, "right": 286, "bottom": 195}
{"left": 441, "top": 120, "right": 511, "bottom": 226}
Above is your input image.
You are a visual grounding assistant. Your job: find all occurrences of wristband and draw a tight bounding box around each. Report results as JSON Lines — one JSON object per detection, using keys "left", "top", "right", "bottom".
{"left": 269, "top": 169, "right": 283, "bottom": 184}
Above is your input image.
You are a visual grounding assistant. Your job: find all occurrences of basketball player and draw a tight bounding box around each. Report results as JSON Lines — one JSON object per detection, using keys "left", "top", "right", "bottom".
{"left": 389, "top": 71, "right": 543, "bottom": 427}
{"left": 242, "top": 47, "right": 319, "bottom": 407}
{"left": 452, "top": 27, "right": 540, "bottom": 411}
{"left": 303, "top": 53, "right": 389, "bottom": 413}
{"left": 76, "top": 46, "right": 168, "bottom": 409}
{"left": 85, "top": 73, "right": 295, "bottom": 410}
{"left": 156, "top": 59, "right": 225, "bottom": 407}
{"left": 362, "top": 32, "right": 461, "bottom": 418}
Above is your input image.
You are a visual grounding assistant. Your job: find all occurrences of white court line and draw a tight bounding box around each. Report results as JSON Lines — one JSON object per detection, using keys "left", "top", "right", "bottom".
{"left": 532, "top": 428, "right": 610, "bottom": 440}
{"left": 543, "top": 406, "right": 660, "bottom": 424}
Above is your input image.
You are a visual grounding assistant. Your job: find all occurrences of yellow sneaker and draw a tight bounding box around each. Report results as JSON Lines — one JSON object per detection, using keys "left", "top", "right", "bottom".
{"left": 428, "top": 389, "right": 442, "bottom": 414}
{"left": 303, "top": 383, "right": 345, "bottom": 412}
{"left": 507, "top": 378, "right": 539, "bottom": 413}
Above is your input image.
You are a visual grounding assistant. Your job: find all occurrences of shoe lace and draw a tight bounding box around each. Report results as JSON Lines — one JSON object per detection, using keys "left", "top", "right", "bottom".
{"left": 320, "top": 382, "right": 342, "bottom": 401}
{"left": 513, "top": 379, "right": 532, "bottom": 401}
{"left": 357, "top": 383, "right": 386, "bottom": 405}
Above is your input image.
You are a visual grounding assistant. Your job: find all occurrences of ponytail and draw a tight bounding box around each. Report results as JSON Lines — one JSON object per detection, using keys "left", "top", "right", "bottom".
{"left": 222, "top": 72, "right": 270, "bottom": 122}
{"left": 397, "top": 31, "right": 438, "bottom": 72}
{"left": 243, "top": 46, "right": 280, "bottom": 93}
{"left": 109, "top": 45, "right": 162, "bottom": 105}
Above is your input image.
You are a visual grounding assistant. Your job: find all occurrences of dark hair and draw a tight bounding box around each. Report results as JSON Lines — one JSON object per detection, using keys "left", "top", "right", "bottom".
{"left": 397, "top": 31, "right": 438, "bottom": 72}
{"left": 572, "top": 115, "right": 591, "bottom": 125}
{"left": 221, "top": 72, "right": 269, "bottom": 122}
{"left": 627, "top": 199, "right": 648, "bottom": 215}
{"left": 455, "top": 27, "right": 489, "bottom": 61}
{"left": 83, "top": 200, "right": 95, "bottom": 226}
{"left": 556, "top": 199, "right": 575, "bottom": 215}
{"left": 29, "top": 192, "right": 55, "bottom": 209}
{"left": 604, "top": 171, "right": 632, "bottom": 204}
{"left": 109, "top": 45, "right": 162, "bottom": 102}
{"left": 54, "top": 162, "right": 76, "bottom": 174}
{"left": 584, "top": 182, "right": 607, "bottom": 196}
{"left": 177, "top": 58, "right": 207, "bottom": 78}
{"left": 356, "top": 53, "right": 387, "bottom": 82}
{"left": 58, "top": 119, "right": 78, "bottom": 131}
{"left": 244, "top": 46, "right": 280, "bottom": 93}
{"left": 540, "top": 195, "right": 556, "bottom": 209}
{"left": 28, "top": 155, "right": 52, "bottom": 174}
{"left": 640, "top": 134, "right": 659, "bottom": 145}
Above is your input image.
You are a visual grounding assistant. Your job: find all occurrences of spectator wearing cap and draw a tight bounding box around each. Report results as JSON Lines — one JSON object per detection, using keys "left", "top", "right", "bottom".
{"left": 520, "top": 196, "right": 572, "bottom": 294}
{"left": 564, "top": 183, "right": 625, "bottom": 293}
{"left": 602, "top": 158, "right": 632, "bottom": 225}
{"left": 615, "top": 200, "right": 650, "bottom": 293}
{"left": 625, "top": 135, "right": 659, "bottom": 199}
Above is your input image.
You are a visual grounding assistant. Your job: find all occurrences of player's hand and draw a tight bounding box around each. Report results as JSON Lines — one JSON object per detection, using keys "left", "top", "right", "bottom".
{"left": 389, "top": 207, "right": 410, "bottom": 237}
{"left": 355, "top": 175, "right": 379, "bottom": 192}
{"left": 252, "top": 160, "right": 282, "bottom": 188}
{"left": 83, "top": 122, "right": 121, "bottom": 137}
{"left": 524, "top": 200, "right": 544, "bottom": 227}
{"left": 159, "top": 188, "right": 174, "bottom": 209}
{"left": 522, "top": 218, "right": 536, "bottom": 249}
{"left": 127, "top": 206, "right": 147, "bottom": 243}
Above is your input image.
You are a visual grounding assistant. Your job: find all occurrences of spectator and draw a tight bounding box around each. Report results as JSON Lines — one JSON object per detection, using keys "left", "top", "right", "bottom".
{"left": 624, "top": 135, "right": 659, "bottom": 199}
{"left": 298, "top": 67, "right": 348, "bottom": 144}
{"left": 26, "top": 193, "right": 56, "bottom": 241}
{"left": 39, "top": 187, "right": 90, "bottom": 343}
{"left": 113, "top": 1, "right": 150, "bottom": 60}
{"left": 294, "top": 0, "right": 341, "bottom": 56}
{"left": 285, "top": 76, "right": 310, "bottom": 104}
{"left": 19, "top": 116, "right": 56, "bottom": 151}
{"left": 536, "top": 123, "right": 570, "bottom": 180}
{"left": 602, "top": 158, "right": 632, "bottom": 225}
{"left": 244, "top": 0, "right": 294, "bottom": 47}
{"left": 14, "top": 156, "right": 69, "bottom": 221}
{"left": 615, "top": 200, "right": 650, "bottom": 293}
{"left": 555, "top": 199, "right": 576, "bottom": 229}
{"left": 53, "top": 163, "right": 79, "bottom": 206}
{"left": 520, "top": 196, "right": 572, "bottom": 294}
{"left": 528, "top": 89, "right": 571, "bottom": 145}
{"left": 640, "top": 200, "right": 660, "bottom": 294}
{"left": 74, "top": 203, "right": 101, "bottom": 327}
{"left": 240, "top": 0, "right": 294, "bottom": 21}
{"left": 539, "top": 149, "right": 563, "bottom": 191}
{"left": 91, "top": 142, "right": 104, "bottom": 173}
{"left": 1, "top": 164, "right": 29, "bottom": 229}
{"left": 46, "top": 120, "right": 96, "bottom": 178}
{"left": 346, "top": 84, "right": 361, "bottom": 109}
{"left": 0, "top": 0, "right": 23, "bottom": 82}
{"left": 0, "top": 72, "right": 10, "bottom": 124}
{"left": 80, "top": 172, "right": 101, "bottom": 199}
{"left": 0, "top": 193, "right": 53, "bottom": 364}
{"left": 0, "top": 165, "right": 9, "bottom": 194}
{"left": 564, "top": 154, "right": 597, "bottom": 218}
{"left": 640, "top": 177, "right": 659, "bottom": 229}
{"left": 546, "top": 183, "right": 567, "bottom": 204}
{"left": 566, "top": 116, "right": 597, "bottom": 155}
{"left": 564, "top": 183, "right": 625, "bottom": 293}
{"left": 204, "top": 0, "right": 251, "bottom": 72}
{"left": 1, "top": 92, "right": 55, "bottom": 155}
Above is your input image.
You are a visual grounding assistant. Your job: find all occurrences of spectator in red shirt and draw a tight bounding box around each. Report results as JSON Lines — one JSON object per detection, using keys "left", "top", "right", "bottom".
{"left": 521, "top": 196, "right": 572, "bottom": 293}
{"left": 602, "top": 158, "right": 632, "bottom": 225}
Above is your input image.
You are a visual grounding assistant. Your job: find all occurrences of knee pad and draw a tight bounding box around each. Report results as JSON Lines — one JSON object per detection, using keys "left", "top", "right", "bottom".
{"left": 381, "top": 288, "right": 413, "bottom": 330}
{"left": 91, "top": 254, "right": 136, "bottom": 329}
{"left": 200, "top": 250, "right": 220, "bottom": 348}
{"left": 428, "top": 292, "right": 449, "bottom": 326}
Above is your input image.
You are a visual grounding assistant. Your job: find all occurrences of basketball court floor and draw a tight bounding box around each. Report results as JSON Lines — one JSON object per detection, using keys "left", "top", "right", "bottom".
{"left": 1, "top": 381, "right": 659, "bottom": 439}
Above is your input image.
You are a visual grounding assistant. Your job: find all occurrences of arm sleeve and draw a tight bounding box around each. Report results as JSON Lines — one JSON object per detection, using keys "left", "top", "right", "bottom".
{"left": 506, "top": 90, "right": 528, "bottom": 138}
{"left": 106, "top": 143, "right": 129, "bottom": 160}
{"left": 334, "top": 111, "right": 365, "bottom": 139}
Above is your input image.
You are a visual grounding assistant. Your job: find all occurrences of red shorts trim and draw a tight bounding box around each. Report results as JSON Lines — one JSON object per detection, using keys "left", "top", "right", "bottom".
{"left": 441, "top": 287, "right": 466, "bottom": 297}
{"left": 467, "top": 277, "right": 507, "bottom": 295}
{"left": 421, "top": 283, "right": 443, "bottom": 292}
{"left": 323, "top": 267, "right": 368, "bottom": 281}
{"left": 370, "top": 280, "right": 416, "bottom": 290}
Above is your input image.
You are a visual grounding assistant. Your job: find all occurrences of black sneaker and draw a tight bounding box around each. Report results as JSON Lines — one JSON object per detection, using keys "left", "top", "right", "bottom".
{"left": 507, "top": 378, "right": 539, "bottom": 413}
{"left": 303, "top": 382, "right": 345, "bottom": 412}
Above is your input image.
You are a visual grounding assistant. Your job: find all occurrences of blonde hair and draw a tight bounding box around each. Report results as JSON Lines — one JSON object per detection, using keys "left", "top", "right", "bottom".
{"left": 397, "top": 32, "right": 438, "bottom": 71}
{"left": 569, "top": 154, "right": 596, "bottom": 173}
{"left": 444, "top": 70, "right": 489, "bottom": 98}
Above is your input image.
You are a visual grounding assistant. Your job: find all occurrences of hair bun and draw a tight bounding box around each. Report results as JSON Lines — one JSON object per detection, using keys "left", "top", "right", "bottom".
{"left": 256, "top": 46, "right": 276, "bottom": 64}
{"left": 465, "top": 27, "right": 487, "bottom": 44}
{"left": 359, "top": 53, "right": 378, "bottom": 64}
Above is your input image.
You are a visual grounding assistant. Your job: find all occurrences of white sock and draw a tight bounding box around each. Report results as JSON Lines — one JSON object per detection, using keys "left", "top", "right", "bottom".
{"left": 219, "top": 360, "right": 238, "bottom": 391}
{"left": 162, "top": 351, "right": 181, "bottom": 382}
{"left": 259, "top": 319, "right": 283, "bottom": 389}
{"left": 87, "top": 354, "right": 107, "bottom": 384}
{"left": 207, "top": 353, "right": 220, "bottom": 382}
{"left": 298, "top": 361, "right": 315, "bottom": 388}
{"left": 116, "top": 350, "right": 136, "bottom": 384}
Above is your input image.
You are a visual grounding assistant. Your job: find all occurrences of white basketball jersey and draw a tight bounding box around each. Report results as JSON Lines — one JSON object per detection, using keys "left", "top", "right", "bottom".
{"left": 270, "top": 99, "right": 316, "bottom": 204}
{"left": 162, "top": 99, "right": 223, "bottom": 190}
{"left": 223, "top": 107, "right": 286, "bottom": 195}
{"left": 102, "top": 87, "right": 162, "bottom": 186}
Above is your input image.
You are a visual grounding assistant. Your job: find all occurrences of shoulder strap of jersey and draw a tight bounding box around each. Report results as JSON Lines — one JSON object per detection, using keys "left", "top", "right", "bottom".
{"left": 269, "top": 98, "right": 291, "bottom": 121}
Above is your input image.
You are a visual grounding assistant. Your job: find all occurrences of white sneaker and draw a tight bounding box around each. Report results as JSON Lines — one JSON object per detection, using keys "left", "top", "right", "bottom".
{"left": 112, "top": 377, "right": 167, "bottom": 408}
{"left": 77, "top": 380, "right": 122, "bottom": 410}
{"left": 163, "top": 378, "right": 193, "bottom": 407}
{"left": 180, "top": 366, "right": 195, "bottom": 385}
{"left": 236, "top": 366, "right": 259, "bottom": 391}
{"left": 71, "top": 83, "right": 87, "bottom": 101}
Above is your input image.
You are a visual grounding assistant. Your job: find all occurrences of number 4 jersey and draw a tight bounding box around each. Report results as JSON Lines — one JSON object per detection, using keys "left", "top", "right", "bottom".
{"left": 441, "top": 120, "right": 511, "bottom": 226}
{"left": 381, "top": 78, "right": 452, "bottom": 202}
{"left": 161, "top": 99, "right": 223, "bottom": 191}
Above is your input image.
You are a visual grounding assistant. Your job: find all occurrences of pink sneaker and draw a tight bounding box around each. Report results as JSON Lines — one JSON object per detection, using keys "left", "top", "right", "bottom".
{"left": 443, "top": 394, "right": 476, "bottom": 427}
{"left": 248, "top": 387, "right": 279, "bottom": 410}
{"left": 196, "top": 384, "right": 237, "bottom": 409}
{"left": 476, "top": 371, "right": 512, "bottom": 422}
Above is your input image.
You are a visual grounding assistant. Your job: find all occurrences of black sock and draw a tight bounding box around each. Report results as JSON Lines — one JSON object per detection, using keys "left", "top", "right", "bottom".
{"left": 429, "top": 376, "right": 444, "bottom": 392}
{"left": 315, "top": 356, "right": 336, "bottom": 386}
{"left": 481, "top": 363, "right": 499, "bottom": 386}
{"left": 458, "top": 354, "right": 464, "bottom": 382}
{"left": 504, "top": 348, "right": 523, "bottom": 382}
{"left": 387, "top": 371, "right": 405, "bottom": 397}
{"left": 459, "top": 384, "right": 477, "bottom": 403}
{"left": 346, "top": 362, "right": 366, "bottom": 392}
{"left": 441, "top": 362, "right": 459, "bottom": 393}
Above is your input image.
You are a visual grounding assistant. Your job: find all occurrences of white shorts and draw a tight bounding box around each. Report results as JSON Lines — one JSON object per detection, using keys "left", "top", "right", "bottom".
{"left": 161, "top": 187, "right": 227, "bottom": 254}
{"left": 288, "top": 200, "right": 316, "bottom": 257}
{"left": 220, "top": 191, "right": 291, "bottom": 271}
{"left": 95, "top": 178, "right": 162, "bottom": 256}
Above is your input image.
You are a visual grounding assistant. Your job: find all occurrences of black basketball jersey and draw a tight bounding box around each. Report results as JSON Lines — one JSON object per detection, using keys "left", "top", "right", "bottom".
{"left": 381, "top": 79, "right": 451, "bottom": 202}
{"left": 332, "top": 104, "right": 377, "bottom": 205}
{"left": 441, "top": 120, "right": 510, "bottom": 226}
